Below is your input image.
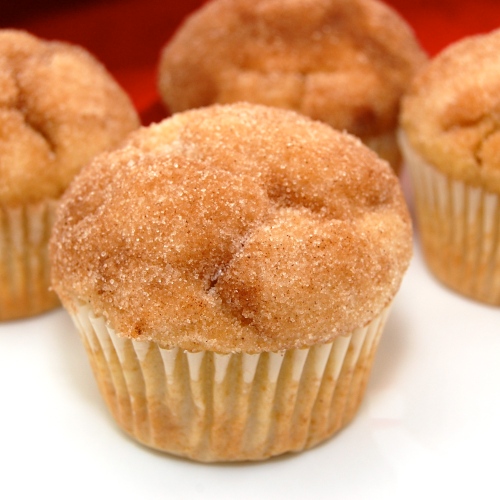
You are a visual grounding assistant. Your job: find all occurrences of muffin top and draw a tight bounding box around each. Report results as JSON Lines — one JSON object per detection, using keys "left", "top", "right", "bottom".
{"left": 0, "top": 29, "right": 140, "bottom": 205}
{"left": 50, "top": 103, "right": 412, "bottom": 353}
{"left": 400, "top": 29, "right": 500, "bottom": 193}
{"left": 158, "top": 0, "right": 426, "bottom": 143}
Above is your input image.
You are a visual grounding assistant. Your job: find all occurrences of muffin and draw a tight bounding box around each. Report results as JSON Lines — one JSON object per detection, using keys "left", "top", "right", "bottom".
{"left": 50, "top": 103, "right": 412, "bottom": 462}
{"left": 0, "top": 29, "right": 140, "bottom": 321}
{"left": 158, "top": 0, "right": 427, "bottom": 171}
{"left": 399, "top": 29, "right": 500, "bottom": 306}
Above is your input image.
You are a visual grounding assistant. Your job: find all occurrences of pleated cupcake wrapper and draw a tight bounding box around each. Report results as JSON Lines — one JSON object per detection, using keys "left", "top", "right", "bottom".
{"left": 400, "top": 132, "right": 500, "bottom": 305}
{"left": 0, "top": 200, "right": 60, "bottom": 320}
{"left": 72, "top": 303, "right": 390, "bottom": 462}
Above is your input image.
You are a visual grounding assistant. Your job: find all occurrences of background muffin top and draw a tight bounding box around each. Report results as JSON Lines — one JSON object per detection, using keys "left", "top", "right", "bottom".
{"left": 400, "top": 29, "right": 500, "bottom": 193}
{"left": 158, "top": 0, "right": 426, "bottom": 144}
{"left": 0, "top": 29, "right": 140, "bottom": 205}
{"left": 50, "top": 103, "right": 412, "bottom": 353}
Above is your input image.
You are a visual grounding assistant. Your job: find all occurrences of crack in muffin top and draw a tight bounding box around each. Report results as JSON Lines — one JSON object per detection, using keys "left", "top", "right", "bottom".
{"left": 50, "top": 103, "right": 412, "bottom": 353}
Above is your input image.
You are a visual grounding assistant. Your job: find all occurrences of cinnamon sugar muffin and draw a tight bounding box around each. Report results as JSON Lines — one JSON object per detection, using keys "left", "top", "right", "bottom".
{"left": 50, "top": 103, "right": 412, "bottom": 462}
{"left": 400, "top": 29, "right": 500, "bottom": 305}
{"left": 158, "top": 0, "right": 427, "bottom": 171}
{"left": 0, "top": 29, "right": 139, "bottom": 320}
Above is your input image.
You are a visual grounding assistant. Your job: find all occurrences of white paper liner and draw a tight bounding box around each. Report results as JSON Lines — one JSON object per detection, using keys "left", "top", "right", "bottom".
{"left": 71, "top": 304, "right": 391, "bottom": 462}
{"left": 399, "top": 131, "right": 500, "bottom": 305}
{"left": 0, "top": 200, "right": 59, "bottom": 320}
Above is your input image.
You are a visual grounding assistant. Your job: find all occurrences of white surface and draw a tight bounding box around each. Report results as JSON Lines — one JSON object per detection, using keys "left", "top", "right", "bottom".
{"left": 1, "top": 219, "right": 500, "bottom": 499}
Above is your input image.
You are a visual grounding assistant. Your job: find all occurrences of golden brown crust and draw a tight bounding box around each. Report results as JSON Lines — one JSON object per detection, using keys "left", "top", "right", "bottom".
{"left": 158, "top": 0, "right": 426, "bottom": 168}
{"left": 400, "top": 29, "right": 500, "bottom": 193}
{"left": 0, "top": 29, "right": 140, "bottom": 205}
{"left": 50, "top": 103, "right": 412, "bottom": 353}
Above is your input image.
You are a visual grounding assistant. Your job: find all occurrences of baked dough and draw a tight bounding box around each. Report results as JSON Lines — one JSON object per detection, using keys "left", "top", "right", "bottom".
{"left": 50, "top": 103, "right": 412, "bottom": 353}
{"left": 0, "top": 29, "right": 140, "bottom": 205}
{"left": 158, "top": 0, "right": 427, "bottom": 169}
{"left": 400, "top": 29, "right": 500, "bottom": 193}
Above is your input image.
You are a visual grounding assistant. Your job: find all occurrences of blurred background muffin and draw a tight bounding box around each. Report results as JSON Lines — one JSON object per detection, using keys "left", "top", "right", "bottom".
{"left": 158, "top": 0, "right": 427, "bottom": 172}
{"left": 0, "top": 29, "right": 139, "bottom": 321}
{"left": 399, "top": 29, "right": 500, "bottom": 305}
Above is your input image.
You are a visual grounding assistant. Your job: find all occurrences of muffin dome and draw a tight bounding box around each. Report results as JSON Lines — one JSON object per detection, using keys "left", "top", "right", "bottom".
{"left": 50, "top": 103, "right": 412, "bottom": 353}
{"left": 158, "top": 0, "right": 427, "bottom": 168}
{"left": 401, "top": 28, "right": 500, "bottom": 193}
{"left": 0, "top": 29, "right": 140, "bottom": 205}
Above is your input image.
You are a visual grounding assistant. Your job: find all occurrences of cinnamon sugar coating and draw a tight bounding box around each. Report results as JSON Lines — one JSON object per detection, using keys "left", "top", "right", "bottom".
{"left": 400, "top": 29, "right": 500, "bottom": 193}
{"left": 0, "top": 29, "right": 140, "bottom": 205}
{"left": 50, "top": 103, "right": 412, "bottom": 353}
{"left": 158, "top": 0, "right": 427, "bottom": 168}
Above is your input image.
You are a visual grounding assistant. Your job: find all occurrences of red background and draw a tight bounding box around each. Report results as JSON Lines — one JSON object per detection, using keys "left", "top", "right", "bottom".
{"left": 2, "top": 0, "right": 499, "bottom": 125}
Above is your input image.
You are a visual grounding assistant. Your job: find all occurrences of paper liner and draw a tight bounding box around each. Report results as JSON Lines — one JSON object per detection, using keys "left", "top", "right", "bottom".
{"left": 400, "top": 132, "right": 500, "bottom": 305}
{"left": 0, "top": 200, "right": 60, "bottom": 320}
{"left": 364, "top": 129, "right": 401, "bottom": 174}
{"left": 71, "top": 304, "right": 390, "bottom": 462}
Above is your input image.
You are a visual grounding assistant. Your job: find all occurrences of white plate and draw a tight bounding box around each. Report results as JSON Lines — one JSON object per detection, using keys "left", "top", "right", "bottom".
{"left": 1, "top": 175, "right": 499, "bottom": 499}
